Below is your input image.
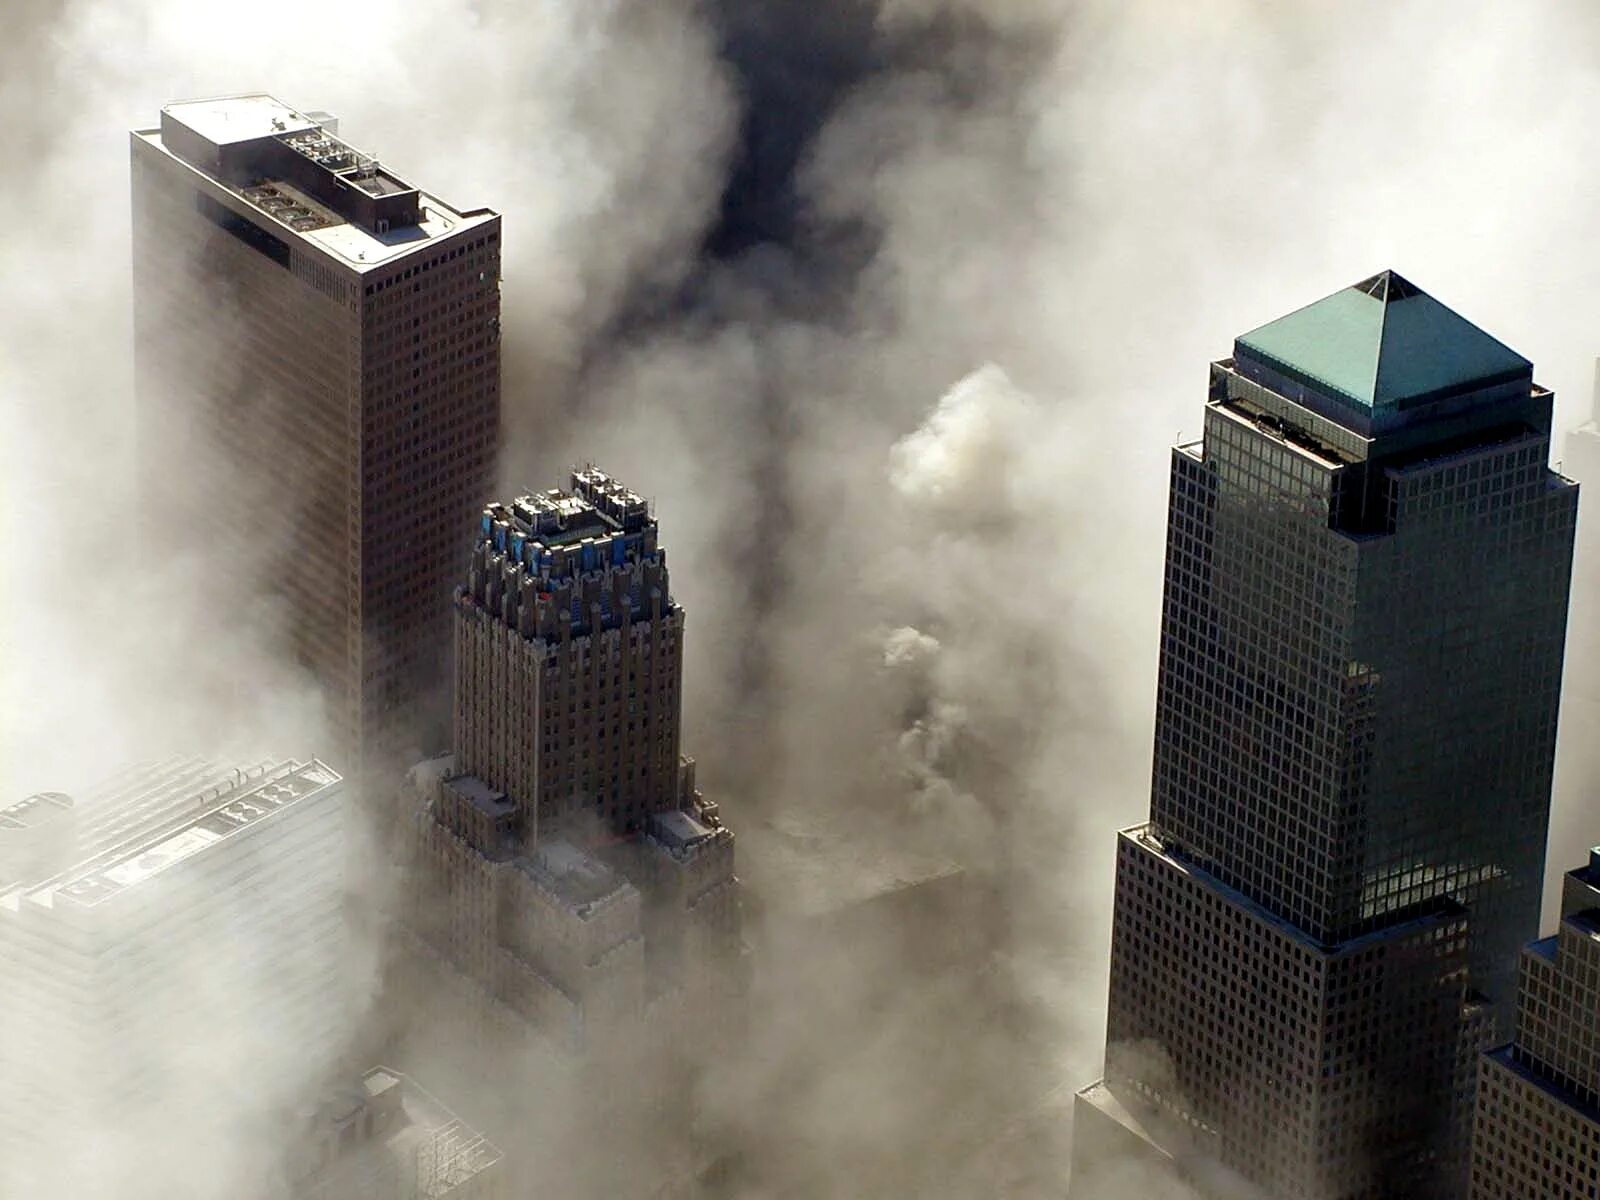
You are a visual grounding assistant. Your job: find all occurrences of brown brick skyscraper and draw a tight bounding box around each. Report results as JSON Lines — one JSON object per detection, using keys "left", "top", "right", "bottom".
{"left": 405, "top": 468, "right": 739, "bottom": 1044}
{"left": 455, "top": 469, "right": 686, "bottom": 842}
{"left": 131, "top": 95, "right": 501, "bottom": 774}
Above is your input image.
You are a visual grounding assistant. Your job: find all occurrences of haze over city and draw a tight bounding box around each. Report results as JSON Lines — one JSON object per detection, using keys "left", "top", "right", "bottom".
{"left": 4, "top": 1, "right": 1600, "bottom": 1197}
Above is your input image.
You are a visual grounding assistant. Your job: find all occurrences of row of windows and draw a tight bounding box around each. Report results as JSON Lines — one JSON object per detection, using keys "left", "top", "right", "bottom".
{"left": 367, "top": 300, "right": 495, "bottom": 364}
{"left": 361, "top": 233, "right": 499, "bottom": 297}
{"left": 1154, "top": 415, "right": 1571, "bottom": 951}
{"left": 1473, "top": 1060, "right": 1600, "bottom": 1199}
{"left": 1111, "top": 830, "right": 1473, "bottom": 1195}
{"left": 1514, "top": 935, "right": 1600, "bottom": 1104}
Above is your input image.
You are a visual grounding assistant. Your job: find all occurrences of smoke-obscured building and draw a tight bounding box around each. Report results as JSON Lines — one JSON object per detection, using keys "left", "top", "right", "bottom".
{"left": 288, "top": 1067, "right": 503, "bottom": 1200}
{"left": 130, "top": 95, "right": 501, "bottom": 774}
{"left": 0, "top": 757, "right": 349, "bottom": 1193}
{"left": 1557, "top": 365, "right": 1600, "bottom": 757}
{"left": 403, "top": 468, "right": 739, "bottom": 1047}
{"left": 1469, "top": 849, "right": 1600, "bottom": 1199}
{"left": 1559, "top": 364, "right": 1600, "bottom": 516}
{"left": 1072, "top": 272, "right": 1577, "bottom": 1200}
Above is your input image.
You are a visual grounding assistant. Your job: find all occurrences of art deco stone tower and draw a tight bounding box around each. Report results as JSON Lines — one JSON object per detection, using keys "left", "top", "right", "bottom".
{"left": 453, "top": 468, "right": 687, "bottom": 841}
{"left": 406, "top": 468, "right": 739, "bottom": 1045}
{"left": 131, "top": 95, "right": 502, "bottom": 774}
{"left": 1072, "top": 272, "right": 1576, "bottom": 1200}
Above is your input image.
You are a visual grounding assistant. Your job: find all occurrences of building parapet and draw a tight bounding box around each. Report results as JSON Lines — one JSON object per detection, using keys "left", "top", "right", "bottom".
{"left": 159, "top": 96, "right": 420, "bottom": 233}
{"left": 464, "top": 468, "right": 671, "bottom": 644}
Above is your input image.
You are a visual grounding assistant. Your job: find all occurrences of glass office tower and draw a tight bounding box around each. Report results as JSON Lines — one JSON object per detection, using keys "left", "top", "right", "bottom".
{"left": 1470, "top": 849, "right": 1600, "bottom": 1198}
{"left": 1073, "top": 272, "right": 1577, "bottom": 1200}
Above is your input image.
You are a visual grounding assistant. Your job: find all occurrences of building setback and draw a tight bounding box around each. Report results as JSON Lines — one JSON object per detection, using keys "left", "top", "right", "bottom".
{"left": 286, "top": 1066, "right": 504, "bottom": 1200}
{"left": 1072, "top": 271, "right": 1577, "bottom": 1200}
{"left": 130, "top": 95, "right": 501, "bottom": 774}
{"left": 0, "top": 757, "right": 349, "bottom": 1196}
{"left": 404, "top": 468, "right": 739, "bottom": 1045}
{"left": 1470, "top": 850, "right": 1600, "bottom": 1199}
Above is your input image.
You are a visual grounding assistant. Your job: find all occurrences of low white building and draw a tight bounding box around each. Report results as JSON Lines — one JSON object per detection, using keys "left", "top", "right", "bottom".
{"left": 0, "top": 757, "right": 349, "bottom": 1195}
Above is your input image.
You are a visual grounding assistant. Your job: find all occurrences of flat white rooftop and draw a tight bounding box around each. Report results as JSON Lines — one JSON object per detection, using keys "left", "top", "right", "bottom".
{"left": 162, "top": 94, "right": 317, "bottom": 146}
{"left": 301, "top": 203, "right": 485, "bottom": 266}
{"left": 31, "top": 759, "right": 341, "bottom": 910}
{"left": 134, "top": 93, "right": 497, "bottom": 272}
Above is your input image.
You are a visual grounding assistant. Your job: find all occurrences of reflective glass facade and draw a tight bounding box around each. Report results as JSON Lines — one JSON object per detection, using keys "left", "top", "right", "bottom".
{"left": 1470, "top": 852, "right": 1600, "bottom": 1198}
{"left": 1077, "top": 274, "right": 1577, "bottom": 1200}
{"left": 1152, "top": 361, "right": 1576, "bottom": 1013}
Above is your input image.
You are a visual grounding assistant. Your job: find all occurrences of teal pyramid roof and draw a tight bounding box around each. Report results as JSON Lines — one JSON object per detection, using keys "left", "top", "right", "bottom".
{"left": 1234, "top": 271, "right": 1530, "bottom": 416}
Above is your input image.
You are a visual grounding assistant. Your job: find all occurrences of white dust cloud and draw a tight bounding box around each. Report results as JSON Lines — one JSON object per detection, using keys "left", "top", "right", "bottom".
{"left": 534, "top": 2, "right": 1600, "bottom": 1192}
{"left": 0, "top": 1, "right": 737, "bottom": 1197}
{"left": 7, "top": 0, "right": 1600, "bottom": 1196}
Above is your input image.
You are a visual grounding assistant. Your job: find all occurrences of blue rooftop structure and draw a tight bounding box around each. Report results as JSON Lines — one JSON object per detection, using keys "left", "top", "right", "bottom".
{"left": 1233, "top": 271, "right": 1532, "bottom": 435}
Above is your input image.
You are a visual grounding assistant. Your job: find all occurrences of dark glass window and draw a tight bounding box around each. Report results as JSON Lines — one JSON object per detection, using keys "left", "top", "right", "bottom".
{"left": 195, "top": 192, "right": 290, "bottom": 269}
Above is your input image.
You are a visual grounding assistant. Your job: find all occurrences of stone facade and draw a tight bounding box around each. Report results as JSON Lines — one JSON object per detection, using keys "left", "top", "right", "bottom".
{"left": 404, "top": 469, "right": 740, "bottom": 1047}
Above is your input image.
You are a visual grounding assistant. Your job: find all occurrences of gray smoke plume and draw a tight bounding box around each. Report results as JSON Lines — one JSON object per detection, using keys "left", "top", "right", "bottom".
{"left": 7, "top": 0, "right": 1600, "bottom": 1196}
{"left": 528, "top": 2, "right": 1600, "bottom": 1193}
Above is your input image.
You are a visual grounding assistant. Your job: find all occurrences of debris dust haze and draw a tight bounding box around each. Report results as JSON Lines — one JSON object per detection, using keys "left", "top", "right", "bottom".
{"left": 5, "top": 0, "right": 1600, "bottom": 1196}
